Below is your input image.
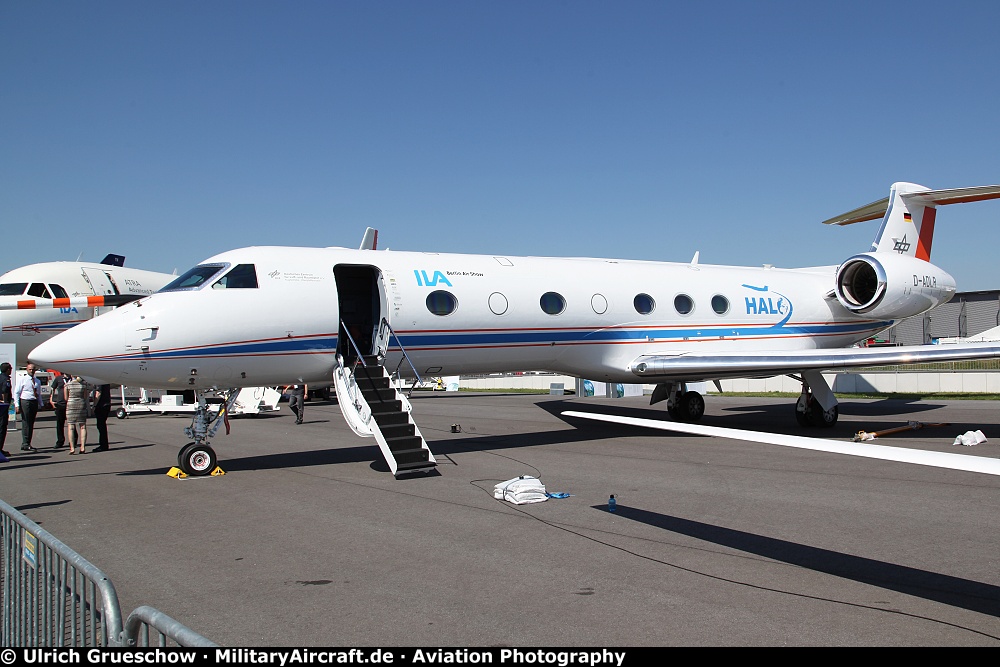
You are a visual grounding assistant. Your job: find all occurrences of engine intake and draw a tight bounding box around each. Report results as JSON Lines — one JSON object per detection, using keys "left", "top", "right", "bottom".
{"left": 834, "top": 253, "right": 955, "bottom": 320}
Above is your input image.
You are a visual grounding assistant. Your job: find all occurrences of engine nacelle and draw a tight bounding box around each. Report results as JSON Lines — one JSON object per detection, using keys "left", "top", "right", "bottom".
{"left": 834, "top": 252, "right": 955, "bottom": 320}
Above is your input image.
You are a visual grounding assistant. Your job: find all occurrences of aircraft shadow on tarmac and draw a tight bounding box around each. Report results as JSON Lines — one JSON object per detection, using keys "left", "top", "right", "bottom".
{"left": 592, "top": 504, "right": 1000, "bottom": 620}
{"left": 111, "top": 396, "right": 994, "bottom": 477}
{"left": 534, "top": 399, "right": 989, "bottom": 443}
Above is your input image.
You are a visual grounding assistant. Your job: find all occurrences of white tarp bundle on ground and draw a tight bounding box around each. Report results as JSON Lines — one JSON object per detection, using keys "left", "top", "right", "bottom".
{"left": 953, "top": 430, "right": 987, "bottom": 446}
{"left": 494, "top": 475, "right": 548, "bottom": 504}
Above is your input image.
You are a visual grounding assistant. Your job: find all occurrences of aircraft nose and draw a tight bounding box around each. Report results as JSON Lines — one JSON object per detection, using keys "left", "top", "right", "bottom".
{"left": 28, "top": 321, "right": 123, "bottom": 384}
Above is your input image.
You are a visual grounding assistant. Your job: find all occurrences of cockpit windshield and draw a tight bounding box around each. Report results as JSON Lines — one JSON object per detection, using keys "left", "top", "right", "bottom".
{"left": 27, "top": 283, "right": 52, "bottom": 299}
{"left": 212, "top": 264, "right": 258, "bottom": 289}
{"left": 158, "top": 264, "right": 228, "bottom": 292}
{"left": 0, "top": 283, "right": 28, "bottom": 297}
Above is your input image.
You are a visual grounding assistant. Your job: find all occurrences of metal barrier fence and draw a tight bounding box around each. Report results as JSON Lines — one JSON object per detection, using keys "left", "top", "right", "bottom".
{"left": 1, "top": 498, "right": 217, "bottom": 647}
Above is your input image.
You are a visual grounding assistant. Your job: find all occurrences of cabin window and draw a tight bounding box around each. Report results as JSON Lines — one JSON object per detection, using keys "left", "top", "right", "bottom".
{"left": 489, "top": 292, "right": 508, "bottom": 315}
{"left": 213, "top": 264, "right": 258, "bottom": 289}
{"left": 27, "top": 283, "right": 52, "bottom": 299}
{"left": 539, "top": 292, "right": 566, "bottom": 315}
{"left": 49, "top": 284, "right": 70, "bottom": 299}
{"left": 592, "top": 294, "right": 608, "bottom": 315}
{"left": 0, "top": 283, "right": 28, "bottom": 296}
{"left": 673, "top": 293, "right": 694, "bottom": 315}
{"left": 160, "top": 264, "right": 227, "bottom": 292}
{"left": 426, "top": 290, "right": 458, "bottom": 316}
{"left": 633, "top": 293, "right": 655, "bottom": 315}
{"left": 711, "top": 295, "right": 730, "bottom": 315}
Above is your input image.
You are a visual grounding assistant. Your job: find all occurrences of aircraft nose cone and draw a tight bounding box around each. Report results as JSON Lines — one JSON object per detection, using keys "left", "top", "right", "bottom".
{"left": 28, "top": 324, "right": 123, "bottom": 385}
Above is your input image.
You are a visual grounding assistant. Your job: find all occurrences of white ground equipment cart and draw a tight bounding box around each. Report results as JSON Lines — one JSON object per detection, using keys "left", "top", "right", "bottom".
{"left": 116, "top": 386, "right": 281, "bottom": 419}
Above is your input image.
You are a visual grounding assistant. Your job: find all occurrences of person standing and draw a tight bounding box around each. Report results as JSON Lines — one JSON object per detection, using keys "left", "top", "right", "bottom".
{"left": 0, "top": 362, "right": 12, "bottom": 459}
{"left": 288, "top": 384, "right": 306, "bottom": 425}
{"left": 13, "top": 363, "right": 41, "bottom": 452}
{"left": 65, "top": 375, "right": 90, "bottom": 455}
{"left": 49, "top": 372, "right": 68, "bottom": 448}
{"left": 92, "top": 383, "right": 112, "bottom": 451}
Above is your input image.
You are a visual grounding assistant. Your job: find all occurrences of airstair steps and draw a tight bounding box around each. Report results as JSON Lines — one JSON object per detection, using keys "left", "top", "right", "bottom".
{"left": 337, "top": 357, "right": 436, "bottom": 477}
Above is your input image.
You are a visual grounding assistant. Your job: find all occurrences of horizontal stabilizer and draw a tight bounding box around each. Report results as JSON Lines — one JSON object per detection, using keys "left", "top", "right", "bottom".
{"left": 822, "top": 184, "right": 1000, "bottom": 226}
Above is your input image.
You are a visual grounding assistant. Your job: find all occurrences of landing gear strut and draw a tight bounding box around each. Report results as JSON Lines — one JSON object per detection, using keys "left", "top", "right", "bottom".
{"left": 176, "top": 389, "right": 239, "bottom": 476}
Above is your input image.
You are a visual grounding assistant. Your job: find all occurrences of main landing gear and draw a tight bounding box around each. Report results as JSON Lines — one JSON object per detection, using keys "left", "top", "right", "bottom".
{"left": 651, "top": 382, "right": 706, "bottom": 422}
{"left": 652, "top": 372, "right": 840, "bottom": 428}
{"left": 794, "top": 387, "right": 839, "bottom": 427}
{"left": 176, "top": 389, "right": 239, "bottom": 476}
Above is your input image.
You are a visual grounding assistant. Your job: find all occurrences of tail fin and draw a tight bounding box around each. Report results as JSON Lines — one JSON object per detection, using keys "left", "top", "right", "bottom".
{"left": 100, "top": 253, "right": 125, "bottom": 267}
{"left": 358, "top": 227, "right": 378, "bottom": 250}
{"left": 822, "top": 182, "right": 1000, "bottom": 261}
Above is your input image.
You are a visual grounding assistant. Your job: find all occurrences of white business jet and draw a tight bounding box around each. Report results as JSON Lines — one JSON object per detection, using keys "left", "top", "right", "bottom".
{"left": 27, "top": 182, "right": 1000, "bottom": 478}
{"left": 0, "top": 254, "right": 175, "bottom": 366}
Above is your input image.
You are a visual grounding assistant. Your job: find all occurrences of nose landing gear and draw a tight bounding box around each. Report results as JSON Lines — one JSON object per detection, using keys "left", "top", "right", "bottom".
{"left": 175, "top": 389, "right": 239, "bottom": 476}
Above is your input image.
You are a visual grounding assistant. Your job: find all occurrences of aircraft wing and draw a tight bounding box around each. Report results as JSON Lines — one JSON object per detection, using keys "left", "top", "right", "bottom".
{"left": 562, "top": 411, "right": 1000, "bottom": 477}
{"left": 630, "top": 342, "right": 1000, "bottom": 382}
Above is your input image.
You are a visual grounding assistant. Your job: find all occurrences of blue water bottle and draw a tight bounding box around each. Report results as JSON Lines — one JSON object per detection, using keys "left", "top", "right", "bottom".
{"left": 608, "top": 494, "right": 617, "bottom": 512}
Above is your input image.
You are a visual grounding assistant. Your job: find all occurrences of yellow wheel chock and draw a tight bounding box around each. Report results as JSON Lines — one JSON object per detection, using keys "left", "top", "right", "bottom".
{"left": 166, "top": 466, "right": 226, "bottom": 479}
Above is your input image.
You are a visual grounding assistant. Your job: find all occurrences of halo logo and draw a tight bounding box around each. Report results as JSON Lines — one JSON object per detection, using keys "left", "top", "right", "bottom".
{"left": 742, "top": 284, "right": 792, "bottom": 325}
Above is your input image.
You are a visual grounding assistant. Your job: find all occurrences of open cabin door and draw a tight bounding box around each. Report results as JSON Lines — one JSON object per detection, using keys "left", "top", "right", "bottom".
{"left": 333, "top": 265, "right": 387, "bottom": 362}
{"left": 331, "top": 264, "right": 436, "bottom": 478}
{"left": 81, "top": 268, "right": 118, "bottom": 296}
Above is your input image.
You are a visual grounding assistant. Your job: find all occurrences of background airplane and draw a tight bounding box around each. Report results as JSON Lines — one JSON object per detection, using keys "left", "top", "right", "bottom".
{"left": 28, "top": 182, "right": 1000, "bottom": 477}
{"left": 0, "top": 254, "right": 175, "bottom": 367}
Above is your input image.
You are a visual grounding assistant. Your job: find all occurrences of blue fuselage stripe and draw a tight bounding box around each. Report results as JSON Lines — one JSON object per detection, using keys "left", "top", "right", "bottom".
{"left": 89, "top": 320, "right": 890, "bottom": 362}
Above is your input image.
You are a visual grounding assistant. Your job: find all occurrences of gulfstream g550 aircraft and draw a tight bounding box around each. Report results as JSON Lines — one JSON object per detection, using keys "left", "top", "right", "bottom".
{"left": 27, "top": 182, "right": 1000, "bottom": 477}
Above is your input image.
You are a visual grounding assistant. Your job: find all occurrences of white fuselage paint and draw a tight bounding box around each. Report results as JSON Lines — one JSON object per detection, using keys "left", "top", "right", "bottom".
{"left": 27, "top": 246, "right": 909, "bottom": 390}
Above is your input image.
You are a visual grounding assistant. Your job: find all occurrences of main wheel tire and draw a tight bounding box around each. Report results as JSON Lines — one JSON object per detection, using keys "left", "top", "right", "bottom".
{"left": 680, "top": 391, "right": 705, "bottom": 422}
{"left": 811, "top": 403, "right": 839, "bottom": 427}
{"left": 115, "top": 407, "right": 127, "bottom": 419}
{"left": 179, "top": 443, "right": 217, "bottom": 477}
{"left": 794, "top": 405, "right": 813, "bottom": 427}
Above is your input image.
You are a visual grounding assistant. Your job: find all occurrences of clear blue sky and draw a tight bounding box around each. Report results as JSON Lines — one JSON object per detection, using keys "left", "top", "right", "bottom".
{"left": 3, "top": 1, "right": 999, "bottom": 290}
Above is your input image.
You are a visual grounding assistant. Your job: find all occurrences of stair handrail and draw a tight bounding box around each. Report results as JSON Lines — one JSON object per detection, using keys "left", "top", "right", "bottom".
{"left": 336, "top": 321, "right": 371, "bottom": 419}
{"left": 340, "top": 322, "right": 368, "bottom": 368}
{"left": 378, "top": 318, "right": 423, "bottom": 395}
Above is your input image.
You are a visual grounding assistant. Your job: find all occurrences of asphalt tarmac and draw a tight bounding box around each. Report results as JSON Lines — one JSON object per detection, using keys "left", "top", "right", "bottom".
{"left": 2, "top": 391, "right": 999, "bottom": 646}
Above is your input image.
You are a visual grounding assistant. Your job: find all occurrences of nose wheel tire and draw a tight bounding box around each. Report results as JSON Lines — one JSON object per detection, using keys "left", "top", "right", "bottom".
{"left": 177, "top": 442, "right": 218, "bottom": 476}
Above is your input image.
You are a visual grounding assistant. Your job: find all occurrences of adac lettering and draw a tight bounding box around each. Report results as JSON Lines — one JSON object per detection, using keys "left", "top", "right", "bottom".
{"left": 414, "top": 270, "right": 453, "bottom": 287}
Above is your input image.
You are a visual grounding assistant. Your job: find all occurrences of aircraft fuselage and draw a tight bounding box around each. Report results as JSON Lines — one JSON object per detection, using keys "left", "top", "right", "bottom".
{"left": 28, "top": 246, "right": 907, "bottom": 389}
